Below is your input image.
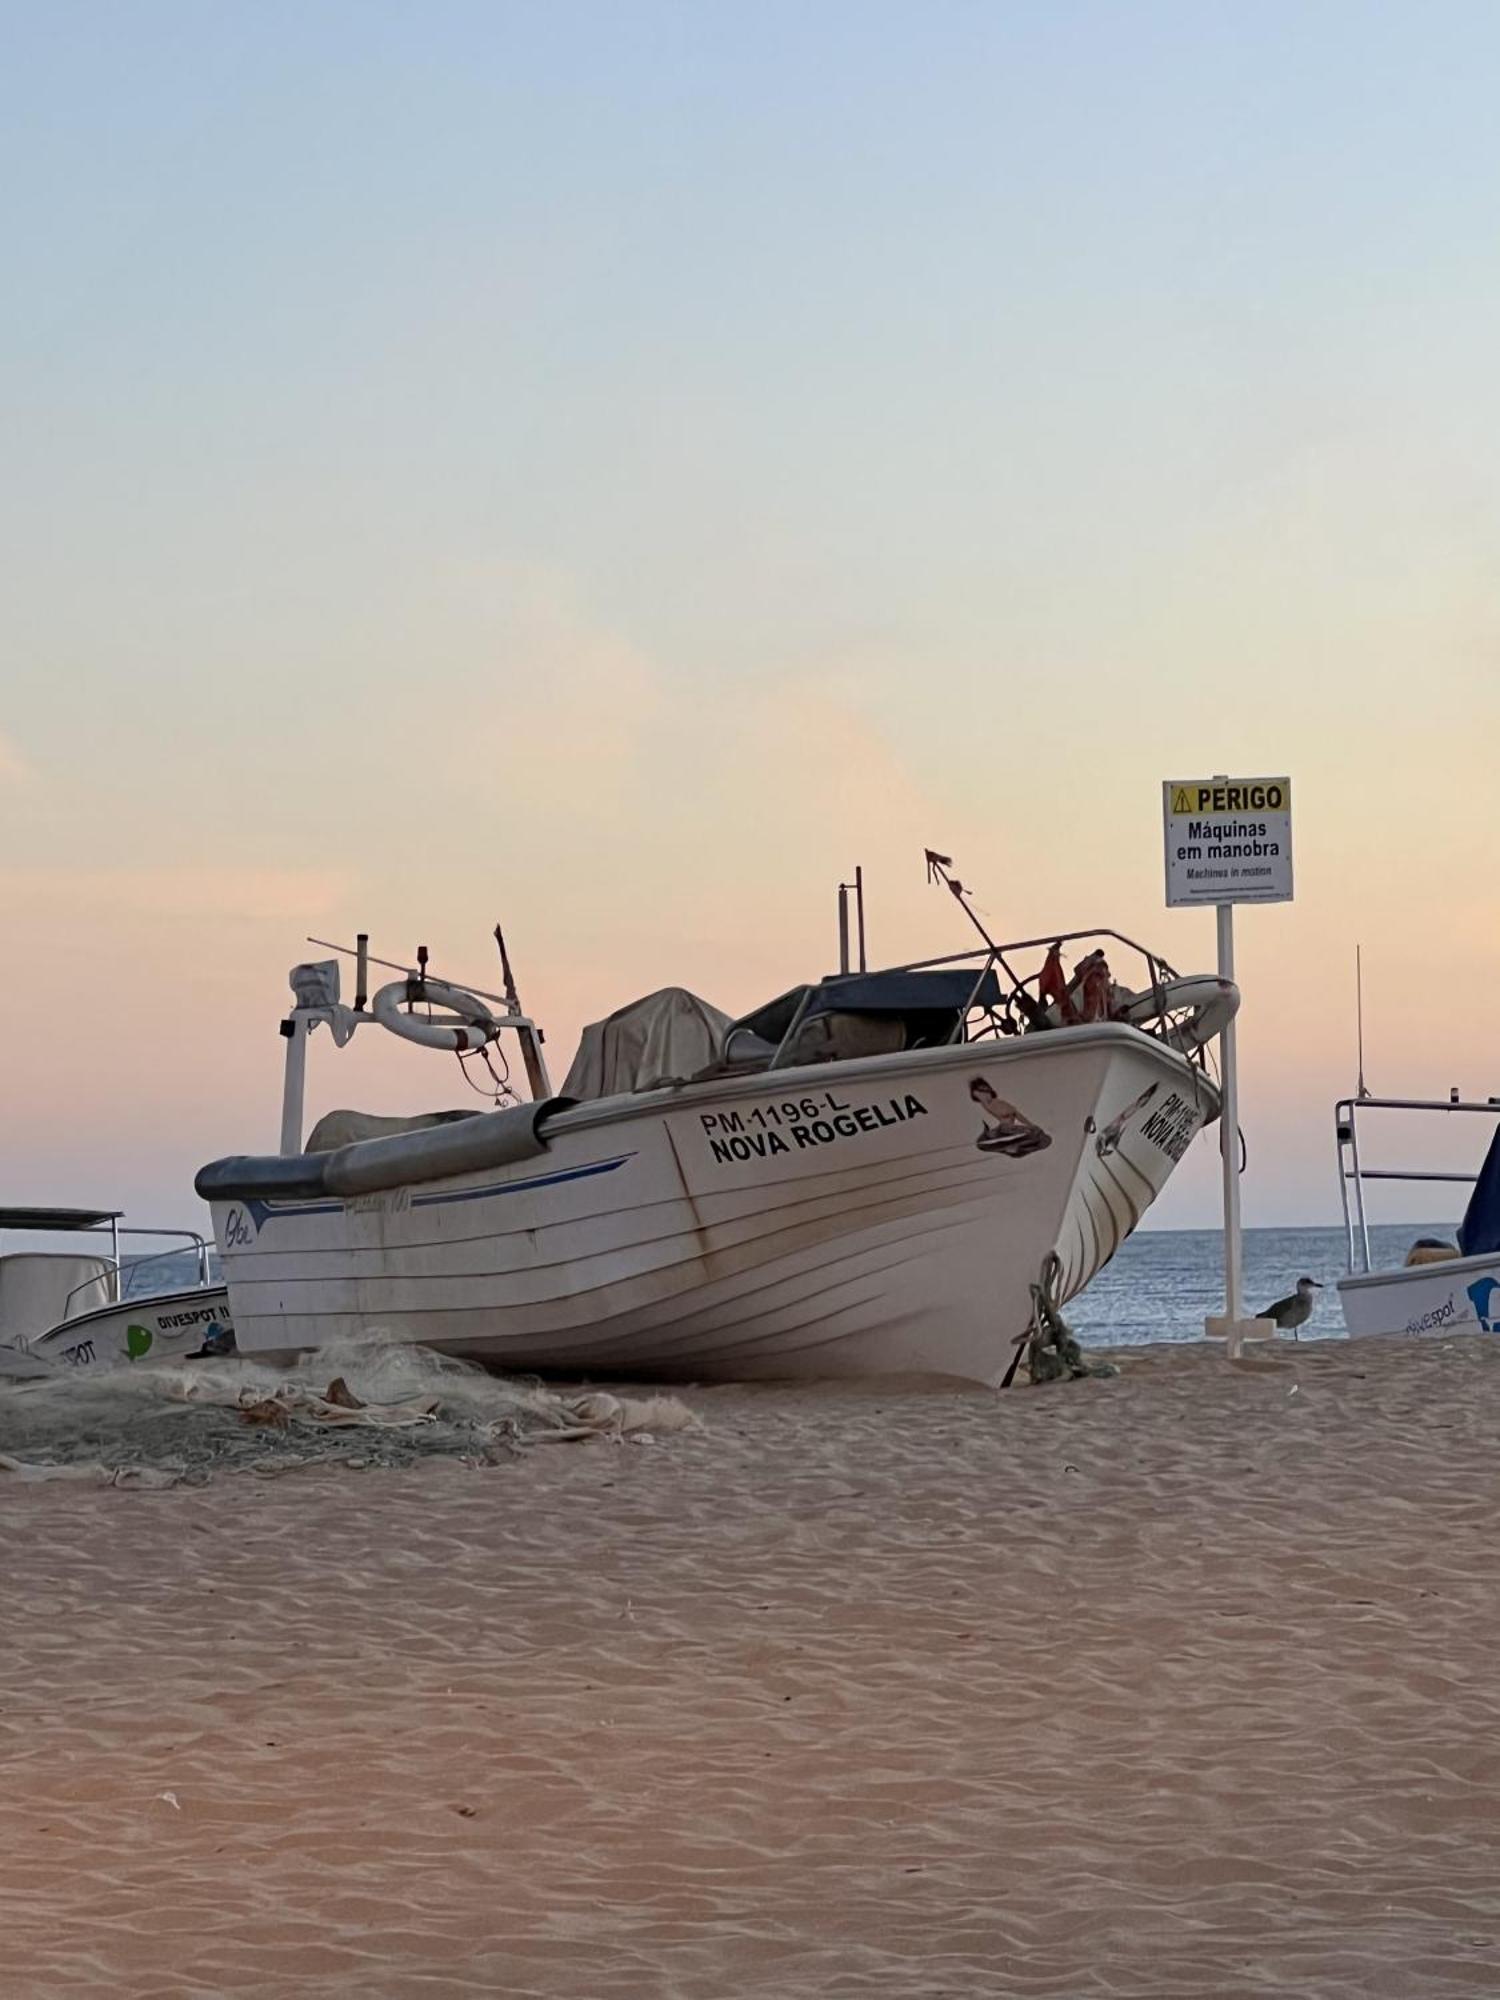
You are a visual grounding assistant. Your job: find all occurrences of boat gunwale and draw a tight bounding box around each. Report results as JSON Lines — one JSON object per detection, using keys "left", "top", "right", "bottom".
{"left": 545, "top": 1021, "right": 1220, "bottom": 1140}
{"left": 196, "top": 1026, "right": 1218, "bottom": 1216}
{"left": 1336, "top": 1249, "right": 1500, "bottom": 1294}
{"left": 27, "top": 1283, "right": 231, "bottom": 1344}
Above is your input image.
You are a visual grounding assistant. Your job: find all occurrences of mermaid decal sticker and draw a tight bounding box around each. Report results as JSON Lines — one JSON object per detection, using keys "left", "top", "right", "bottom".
{"left": 1094, "top": 1082, "right": 1160, "bottom": 1159}
{"left": 969, "top": 1077, "right": 1052, "bottom": 1158}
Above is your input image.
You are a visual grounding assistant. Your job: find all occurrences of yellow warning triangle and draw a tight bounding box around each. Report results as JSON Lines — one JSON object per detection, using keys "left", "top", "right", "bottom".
{"left": 1171, "top": 787, "right": 1192, "bottom": 813}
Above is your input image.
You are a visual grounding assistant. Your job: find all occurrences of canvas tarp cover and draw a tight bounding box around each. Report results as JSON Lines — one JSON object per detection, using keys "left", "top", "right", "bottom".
{"left": 563, "top": 988, "right": 732, "bottom": 1101}
{"left": 0, "top": 1253, "right": 113, "bottom": 1348}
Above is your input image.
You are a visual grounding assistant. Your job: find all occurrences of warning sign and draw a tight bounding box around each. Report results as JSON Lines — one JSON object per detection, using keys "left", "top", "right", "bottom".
{"left": 1163, "top": 776, "right": 1293, "bottom": 908}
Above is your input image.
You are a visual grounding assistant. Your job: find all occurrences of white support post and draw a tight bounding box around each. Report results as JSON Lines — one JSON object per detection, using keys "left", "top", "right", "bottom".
{"left": 1205, "top": 898, "right": 1274, "bottom": 1354}
{"left": 279, "top": 1016, "right": 309, "bottom": 1156}
{"left": 1217, "top": 901, "right": 1244, "bottom": 1322}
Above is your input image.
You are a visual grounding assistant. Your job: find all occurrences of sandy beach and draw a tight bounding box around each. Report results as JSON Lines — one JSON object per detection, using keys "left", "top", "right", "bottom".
{"left": 5, "top": 1336, "right": 1500, "bottom": 1998}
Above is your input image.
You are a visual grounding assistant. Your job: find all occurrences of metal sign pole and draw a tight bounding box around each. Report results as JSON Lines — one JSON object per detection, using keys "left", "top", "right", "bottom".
{"left": 1216, "top": 900, "right": 1244, "bottom": 1325}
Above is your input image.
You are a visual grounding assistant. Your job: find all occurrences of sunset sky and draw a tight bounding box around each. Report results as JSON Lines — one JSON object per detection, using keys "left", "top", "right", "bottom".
{"left": 3, "top": 2, "right": 1497, "bottom": 1239}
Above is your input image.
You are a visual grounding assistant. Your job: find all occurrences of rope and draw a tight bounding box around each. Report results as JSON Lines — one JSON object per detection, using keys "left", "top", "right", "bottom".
{"left": 1002, "top": 1251, "right": 1118, "bottom": 1388}
{"left": 455, "top": 1039, "right": 517, "bottom": 1106}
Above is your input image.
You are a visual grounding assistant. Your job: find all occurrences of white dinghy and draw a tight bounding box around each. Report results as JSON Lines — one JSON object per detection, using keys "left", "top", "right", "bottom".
{"left": 196, "top": 874, "right": 1236, "bottom": 1385}
{"left": 1335, "top": 1093, "right": 1500, "bottom": 1339}
{"left": 0, "top": 1207, "right": 231, "bottom": 1374}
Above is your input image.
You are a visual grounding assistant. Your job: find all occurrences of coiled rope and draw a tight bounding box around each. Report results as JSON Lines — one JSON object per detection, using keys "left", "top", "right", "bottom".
{"left": 1001, "top": 1250, "right": 1119, "bottom": 1389}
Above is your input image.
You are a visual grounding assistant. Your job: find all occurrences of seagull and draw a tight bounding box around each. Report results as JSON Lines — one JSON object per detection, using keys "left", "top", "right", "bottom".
{"left": 1260, "top": 1275, "right": 1323, "bottom": 1338}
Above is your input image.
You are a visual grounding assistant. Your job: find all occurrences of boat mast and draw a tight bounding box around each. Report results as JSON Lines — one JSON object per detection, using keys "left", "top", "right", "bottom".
{"left": 283, "top": 932, "right": 555, "bottom": 1136}
{"left": 279, "top": 1015, "right": 310, "bottom": 1155}
{"left": 494, "top": 924, "right": 552, "bottom": 1101}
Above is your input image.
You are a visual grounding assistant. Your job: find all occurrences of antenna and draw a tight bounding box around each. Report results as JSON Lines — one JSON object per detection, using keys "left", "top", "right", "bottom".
{"left": 494, "top": 922, "right": 551, "bottom": 1103}
{"left": 1355, "top": 944, "right": 1369, "bottom": 1100}
{"left": 923, "top": 847, "right": 1044, "bottom": 1025}
{"left": 837, "top": 867, "right": 868, "bottom": 976}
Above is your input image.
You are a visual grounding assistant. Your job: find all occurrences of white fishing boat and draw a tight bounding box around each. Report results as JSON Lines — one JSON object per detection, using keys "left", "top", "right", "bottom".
{"left": 1335, "top": 1092, "right": 1500, "bottom": 1339}
{"left": 0, "top": 1207, "right": 231, "bottom": 1374}
{"left": 195, "top": 867, "right": 1237, "bottom": 1385}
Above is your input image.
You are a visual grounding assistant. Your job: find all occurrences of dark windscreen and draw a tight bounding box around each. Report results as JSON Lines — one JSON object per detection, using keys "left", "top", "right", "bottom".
{"left": 729, "top": 969, "right": 1002, "bottom": 1050}
{"left": 1459, "top": 1124, "right": 1500, "bottom": 1256}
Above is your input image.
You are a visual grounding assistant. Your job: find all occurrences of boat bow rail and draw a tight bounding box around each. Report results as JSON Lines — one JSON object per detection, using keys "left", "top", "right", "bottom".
{"left": 725, "top": 933, "right": 1234, "bottom": 1075}
{"left": 1336, "top": 1093, "right": 1500, "bottom": 1274}
{"left": 196, "top": 1096, "right": 573, "bottom": 1207}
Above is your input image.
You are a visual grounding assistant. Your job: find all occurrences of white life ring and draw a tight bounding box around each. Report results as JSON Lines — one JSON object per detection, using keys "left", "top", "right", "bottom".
{"left": 372, "top": 977, "right": 499, "bottom": 1052}
{"left": 1118, "top": 976, "right": 1239, "bottom": 1051}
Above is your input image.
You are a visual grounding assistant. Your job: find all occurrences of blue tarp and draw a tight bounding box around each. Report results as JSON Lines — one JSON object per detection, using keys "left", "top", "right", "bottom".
{"left": 1458, "top": 1123, "right": 1500, "bottom": 1256}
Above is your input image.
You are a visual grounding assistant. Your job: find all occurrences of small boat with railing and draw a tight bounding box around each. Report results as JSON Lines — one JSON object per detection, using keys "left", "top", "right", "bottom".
{"left": 0, "top": 1206, "right": 230, "bottom": 1374}
{"left": 1335, "top": 1093, "right": 1500, "bottom": 1338}
{"left": 194, "top": 859, "right": 1239, "bottom": 1384}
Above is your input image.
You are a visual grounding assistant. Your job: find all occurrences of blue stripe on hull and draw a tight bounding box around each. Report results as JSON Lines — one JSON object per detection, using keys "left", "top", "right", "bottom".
{"left": 243, "top": 1153, "right": 635, "bottom": 1232}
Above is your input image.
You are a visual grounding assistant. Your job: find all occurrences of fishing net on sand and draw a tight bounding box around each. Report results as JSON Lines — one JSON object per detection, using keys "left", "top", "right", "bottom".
{"left": 0, "top": 1336, "right": 697, "bottom": 1487}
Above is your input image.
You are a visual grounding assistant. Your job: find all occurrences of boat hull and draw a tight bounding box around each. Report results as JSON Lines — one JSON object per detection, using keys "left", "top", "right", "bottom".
{"left": 209, "top": 1028, "right": 1216, "bottom": 1386}
{"left": 26, "top": 1287, "right": 234, "bottom": 1370}
{"left": 1337, "top": 1253, "right": 1500, "bottom": 1340}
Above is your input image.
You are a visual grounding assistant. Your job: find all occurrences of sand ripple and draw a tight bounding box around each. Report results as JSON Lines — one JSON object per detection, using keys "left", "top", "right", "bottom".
{"left": 6, "top": 1337, "right": 1500, "bottom": 1995}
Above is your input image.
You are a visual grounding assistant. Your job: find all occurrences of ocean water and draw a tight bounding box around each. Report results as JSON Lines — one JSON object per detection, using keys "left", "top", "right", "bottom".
{"left": 1068, "top": 1223, "right": 1452, "bottom": 1347}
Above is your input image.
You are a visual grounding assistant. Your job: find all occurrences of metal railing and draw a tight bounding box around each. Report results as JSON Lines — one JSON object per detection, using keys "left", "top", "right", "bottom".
{"left": 1335, "top": 1095, "right": 1500, "bottom": 1274}
{"left": 60, "top": 1228, "right": 213, "bottom": 1323}
{"left": 764, "top": 930, "right": 1204, "bottom": 1072}
{"left": 880, "top": 930, "right": 1192, "bottom": 1052}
